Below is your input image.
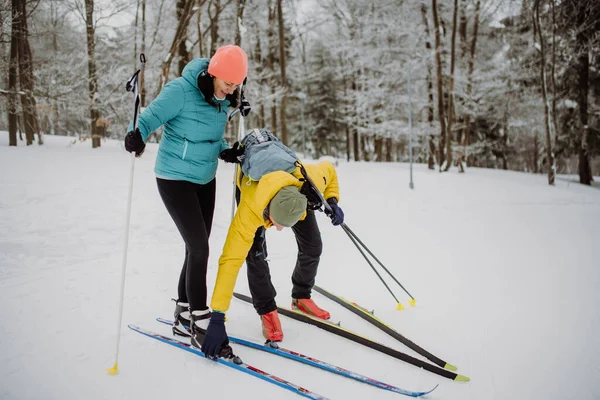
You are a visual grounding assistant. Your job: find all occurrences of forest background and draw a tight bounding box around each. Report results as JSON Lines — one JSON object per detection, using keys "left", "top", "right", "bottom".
{"left": 1, "top": 0, "right": 599, "bottom": 185}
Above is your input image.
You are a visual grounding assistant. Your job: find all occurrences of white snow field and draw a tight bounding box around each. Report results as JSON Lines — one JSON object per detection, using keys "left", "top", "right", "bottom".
{"left": 1, "top": 133, "right": 598, "bottom": 400}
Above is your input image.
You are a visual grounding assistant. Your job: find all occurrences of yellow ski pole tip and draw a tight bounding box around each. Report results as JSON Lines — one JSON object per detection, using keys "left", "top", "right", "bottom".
{"left": 455, "top": 374, "right": 470, "bottom": 382}
{"left": 396, "top": 303, "right": 404, "bottom": 310}
{"left": 107, "top": 363, "right": 119, "bottom": 375}
{"left": 444, "top": 363, "right": 458, "bottom": 371}
{"left": 409, "top": 298, "right": 416, "bottom": 307}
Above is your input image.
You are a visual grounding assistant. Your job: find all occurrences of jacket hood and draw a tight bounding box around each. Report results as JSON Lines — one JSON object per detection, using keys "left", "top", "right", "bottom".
{"left": 181, "top": 58, "right": 210, "bottom": 90}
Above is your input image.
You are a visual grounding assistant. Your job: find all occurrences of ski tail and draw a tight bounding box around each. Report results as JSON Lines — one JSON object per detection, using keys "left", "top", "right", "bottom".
{"left": 128, "top": 325, "right": 329, "bottom": 399}
{"left": 313, "top": 285, "right": 457, "bottom": 371}
{"left": 233, "top": 293, "right": 470, "bottom": 382}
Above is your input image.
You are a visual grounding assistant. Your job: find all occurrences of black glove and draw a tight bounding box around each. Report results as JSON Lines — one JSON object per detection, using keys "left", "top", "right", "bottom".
{"left": 219, "top": 141, "right": 244, "bottom": 163}
{"left": 201, "top": 312, "right": 229, "bottom": 359}
{"left": 239, "top": 98, "right": 251, "bottom": 117}
{"left": 324, "top": 198, "right": 344, "bottom": 226}
{"left": 239, "top": 80, "right": 251, "bottom": 117}
{"left": 300, "top": 179, "right": 324, "bottom": 210}
{"left": 124, "top": 128, "right": 146, "bottom": 156}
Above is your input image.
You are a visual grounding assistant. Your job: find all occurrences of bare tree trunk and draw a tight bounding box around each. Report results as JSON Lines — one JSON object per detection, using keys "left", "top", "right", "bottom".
{"left": 577, "top": 51, "right": 592, "bottom": 185}
{"left": 550, "top": 0, "right": 557, "bottom": 138}
{"left": 533, "top": 0, "right": 555, "bottom": 185}
{"left": 276, "top": 0, "right": 288, "bottom": 144}
{"left": 209, "top": 0, "right": 221, "bottom": 56}
{"left": 253, "top": 30, "right": 265, "bottom": 127}
{"left": 178, "top": 0, "right": 192, "bottom": 75}
{"left": 575, "top": 3, "right": 592, "bottom": 184}
{"left": 84, "top": 0, "right": 100, "bottom": 148}
{"left": 197, "top": 0, "right": 204, "bottom": 57}
{"left": 374, "top": 136, "right": 383, "bottom": 161}
{"left": 459, "top": 0, "right": 480, "bottom": 172}
{"left": 443, "top": 0, "right": 459, "bottom": 171}
{"left": 342, "top": 74, "right": 351, "bottom": 162}
{"left": 533, "top": 130, "right": 540, "bottom": 173}
{"left": 267, "top": 2, "right": 277, "bottom": 132}
{"left": 361, "top": 135, "right": 370, "bottom": 162}
{"left": 431, "top": 0, "right": 447, "bottom": 171}
{"left": 352, "top": 82, "right": 359, "bottom": 161}
{"left": 420, "top": 2, "right": 436, "bottom": 169}
{"left": 140, "top": 0, "right": 147, "bottom": 106}
{"left": 16, "top": 0, "right": 40, "bottom": 145}
{"left": 234, "top": 0, "right": 246, "bottom": 46}
{"left": 502, "top": 84, "right": 510, "bottom": 170}
{"left": 459, "top": 0, "right": 468, "bottom": 58}
{"left": 8, "top": 0, "right": 19, "bottom": 146}
{"left": 385, "top": 137, "right": 392, "bottom": 161}
{"left": 134, "top": 0, "right": 139, "bottom": 67}
{"left": 156, "top": 0, "right": 197, "bottom": 96}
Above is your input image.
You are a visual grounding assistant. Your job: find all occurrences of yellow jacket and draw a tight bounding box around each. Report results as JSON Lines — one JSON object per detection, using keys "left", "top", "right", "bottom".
{"left": 210, "top": 161, "right": 340, "bottom": 313}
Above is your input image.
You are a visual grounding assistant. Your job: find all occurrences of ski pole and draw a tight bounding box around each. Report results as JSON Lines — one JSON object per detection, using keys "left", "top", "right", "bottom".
{"left": 341, "top": 223, "right": 405, "bottom": 309}
{"left": 229, "top": 78, "right": 246, "bottom": 220}
{"left": 295, "top": 163, "right": 414, "bottom": 307}
{"left": 296, "top": 161, "right": 415, "bottom": 310}
{"left": 108, "top": 53, "right": 146, "bottom": 375}
{"left": 341, "top": 223, "right": 416, "bottom": 306}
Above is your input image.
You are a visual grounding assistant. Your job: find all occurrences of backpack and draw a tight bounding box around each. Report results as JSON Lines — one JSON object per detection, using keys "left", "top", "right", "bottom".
{"left": 240, "top": 128, "right": 298, "bottom": 181}
{"left": 239, "top": 128, "right": 324, "bottom": 210}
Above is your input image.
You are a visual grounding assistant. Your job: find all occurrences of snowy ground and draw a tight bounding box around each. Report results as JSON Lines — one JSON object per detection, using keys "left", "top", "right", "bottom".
{"left": 1, "top": 133, "right": 599, "bottom": 400}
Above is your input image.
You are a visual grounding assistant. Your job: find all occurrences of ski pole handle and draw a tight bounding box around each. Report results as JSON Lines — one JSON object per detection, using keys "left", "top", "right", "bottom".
{"left": 126, "top": 53, "right": 146, "bottom": 133}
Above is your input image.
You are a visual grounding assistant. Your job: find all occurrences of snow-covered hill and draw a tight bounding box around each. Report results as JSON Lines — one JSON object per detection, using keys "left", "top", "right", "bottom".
{"left": 1, "top": 134, "right": 598, "bottom": 400}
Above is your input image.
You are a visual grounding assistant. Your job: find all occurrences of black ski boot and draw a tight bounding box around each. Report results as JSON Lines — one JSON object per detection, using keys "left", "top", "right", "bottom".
{"left": 172, "top": 300, "right": 191, "bottom": 337}
{"left": 190, "top": 309, "right": 210, "bottom": 348}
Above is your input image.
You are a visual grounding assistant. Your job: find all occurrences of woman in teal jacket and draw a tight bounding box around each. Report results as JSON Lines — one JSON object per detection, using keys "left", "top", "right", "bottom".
{"left": 125, "top": 45, "right": 247, "bottom": 356}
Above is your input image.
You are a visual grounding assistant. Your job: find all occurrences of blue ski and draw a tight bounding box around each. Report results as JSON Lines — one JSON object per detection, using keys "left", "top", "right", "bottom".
{"left": 128, "top": 324, "right": 329, "bottom": 399}
{"left": 156, "top": 318, "right": 438, "bottom": 397}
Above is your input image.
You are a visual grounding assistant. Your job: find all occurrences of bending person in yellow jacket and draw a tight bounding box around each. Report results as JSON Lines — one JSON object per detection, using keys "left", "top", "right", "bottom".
{"left": 201, "top": 161, "right": 344, "bottom": 360}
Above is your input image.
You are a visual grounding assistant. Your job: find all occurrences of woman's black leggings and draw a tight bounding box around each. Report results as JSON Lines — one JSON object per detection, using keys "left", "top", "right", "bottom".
{"left": 156, "top": 178, "right": 216, "bottom": 312}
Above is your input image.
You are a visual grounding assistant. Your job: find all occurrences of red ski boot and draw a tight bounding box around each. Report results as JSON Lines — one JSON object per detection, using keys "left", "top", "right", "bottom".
{"left": 261, "top": 310, "right": 284, "bottom": 342}
{"left": 292, "top": 298, "right": 330, "bottom": 320}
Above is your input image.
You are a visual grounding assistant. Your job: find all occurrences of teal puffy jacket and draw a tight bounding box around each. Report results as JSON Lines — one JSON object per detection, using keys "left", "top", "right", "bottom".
{"left": 134, "top": 58, "right": 230, "bottom": 184}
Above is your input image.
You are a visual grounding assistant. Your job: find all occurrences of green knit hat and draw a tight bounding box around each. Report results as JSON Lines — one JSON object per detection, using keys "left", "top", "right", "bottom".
{"left": 269, "top": 186, "right": 307, "bottom": 227}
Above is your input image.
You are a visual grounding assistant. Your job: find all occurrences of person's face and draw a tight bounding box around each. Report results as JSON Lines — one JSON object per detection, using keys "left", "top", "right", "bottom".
{"left": 269, "top": 214, "right": 285, "bottom": 231}
{"left": 213, "top": 78, "right": 238, "bottom": 99}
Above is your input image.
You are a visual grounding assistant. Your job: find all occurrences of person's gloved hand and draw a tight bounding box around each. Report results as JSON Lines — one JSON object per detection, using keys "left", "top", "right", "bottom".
{"left": 219, "top": 141, "right": 244, "bottom": 163}
{"left": 239, "top": 78, "right": 251, "bottom": 117}
{"left": 324, "top": 198, "right": 344, "bottom": 226}
{"left": 124, "top": 128, "right": 146, "bottom": 156}
{"left": 202, "top": 312, "right": 228, "bottom": 360}
{"left": 239, "top": 98, "right": 251, "bottom": 117}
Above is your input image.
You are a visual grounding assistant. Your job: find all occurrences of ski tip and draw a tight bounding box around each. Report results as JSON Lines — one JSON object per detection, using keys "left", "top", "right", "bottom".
{"left": 409, "top": 298, "right": 417, "bottom": 307}
{"left": 107, "top": 362, "right": 119, "bottom": 375}
{"left": 444, "top": 363, "right": 458, "bottom": 371}
{"left": 454, "top": 374, "right": 470, "bottom": 382}
{"left": 421, "top": 384, "right": 440, "bottom": 396}
{"left": 396, "top": 302, "right": 404, "bottom": 310}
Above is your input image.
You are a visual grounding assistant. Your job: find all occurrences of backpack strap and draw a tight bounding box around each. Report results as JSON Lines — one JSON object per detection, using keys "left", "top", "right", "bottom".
{"left": 296, "top": 161, "right": 325, "bottom": 211}
{"left": 250, "top": 128, "right": 267, "bottom": 143}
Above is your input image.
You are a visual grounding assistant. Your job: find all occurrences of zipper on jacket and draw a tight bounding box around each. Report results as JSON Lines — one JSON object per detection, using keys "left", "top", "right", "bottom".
{"left": 182, "top": 139, "right": 188, "bottom": 160}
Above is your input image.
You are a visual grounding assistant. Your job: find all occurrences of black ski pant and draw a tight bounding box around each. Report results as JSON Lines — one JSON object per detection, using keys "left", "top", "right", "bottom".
{"left": 246, "top": 210, "right": 323, "bottom": 315}
{"left": 156, "top": 178, "right": 216, "bottom": 313}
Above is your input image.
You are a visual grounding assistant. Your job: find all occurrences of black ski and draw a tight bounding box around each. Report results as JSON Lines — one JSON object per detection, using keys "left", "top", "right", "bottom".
{"left": 313, "top": 285, "right": 457, "bottom": 371}
{"left": 233, "top": 292, "right": 469, "bottom": 382}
